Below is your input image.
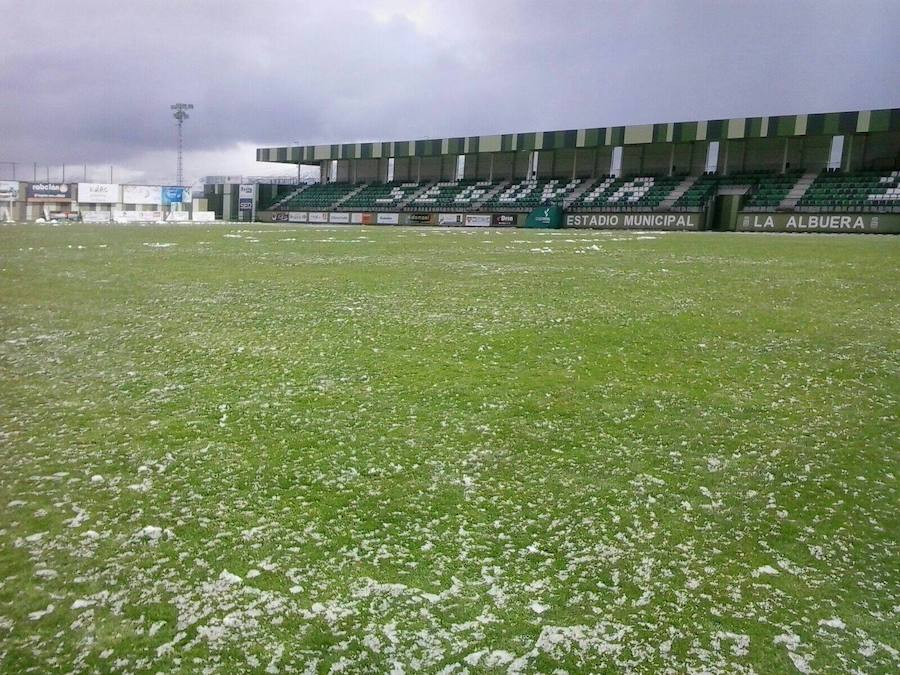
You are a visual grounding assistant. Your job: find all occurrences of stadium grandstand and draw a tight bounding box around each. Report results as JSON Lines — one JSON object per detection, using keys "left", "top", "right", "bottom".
{"left": 253, "top": 108, "right": 900, "bottom": 233}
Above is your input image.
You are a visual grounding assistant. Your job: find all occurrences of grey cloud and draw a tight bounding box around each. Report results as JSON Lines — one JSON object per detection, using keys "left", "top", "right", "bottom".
{"left": 1, "top": 0, "right": 897, "bottom": 177}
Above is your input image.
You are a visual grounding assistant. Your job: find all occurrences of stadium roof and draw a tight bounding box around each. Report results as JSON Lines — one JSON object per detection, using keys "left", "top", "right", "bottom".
{"left": 258, "top": 108, "right": 900, "bottom": 164}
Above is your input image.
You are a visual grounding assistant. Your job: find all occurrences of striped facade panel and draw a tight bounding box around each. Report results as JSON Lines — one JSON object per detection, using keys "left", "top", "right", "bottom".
{"left": 706, "top": 119, "right": 725, "bottom": 141}
{"left": 480, "top": 135, "right": 502, "bottom": 153}
{"left": 257, "top": 109, "right": 898, "bottom": 162}
{"left": 624, "top": 124, "right": 653, "bottom": 145}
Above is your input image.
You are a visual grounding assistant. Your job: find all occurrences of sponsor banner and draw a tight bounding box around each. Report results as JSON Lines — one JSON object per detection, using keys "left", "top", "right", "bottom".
{"left": 289, "top": 211, "right": 308, "bottom": 223}
{"left": 350, "top": 213, "right": 363, "bottom": 224}
{"left": 376, "top": 213, "right": 400, "bottom": 225}
{"left": 438, "top": 213, "right": 463, "bottom": 225}
{"left": 238, "top": 184, "right": 255, "bottom": 198}
{"left": 360, "top": 213, "right": 374, "bottom": 225}
{"left": 28, "top": 182, "right": 72, "bottom": 200}
{"left": 166, "top": 211, "right": 190, "bottom": 222}
{"left": 162, "top": 186, "right": 191, "bottom": 205}
{"left": 192, "top": 211, "right": 216, "bottom": 222}
{"left": 408, "top": 213, "right": 434, "bottom": 225}
{"left": 271, "top": 212, "right": 289, "bottom": 222}
{"left": 123, "top": 185, "right": 161, "bottom": 204}
{"left": 0, "top": 181, "right": 19, "bottom": 200}
{"left": 465, "top": 214, "right": 492, "bottom": 227}
{"left": 329, "top": 212, "right": 351, "bottom": 224}
{"left": 78, "top": 182, "right": 119, "bottom": 204}
{"left": 565, "top": 212, "right": 702, "bottom": 230}
{"left": 49, "top": 211, "right": 79, "bottom": 221}
{"left": 526, "top": 205, "right": 564, "bottom": 229}
{"left": 736, "top": 212, "right": 900, "bottom": 234}
{"left": 308, "top": 212, "right": 328, "bottom": 223}
{"left": 82, "top": 211, "right": 111, "bottom": 223}
{"left": 239, "top": 198, "right": 253, "bottom": 211}
{"left": 112, "top": 210, "right": 164, "bottom": 223}
{"left": 492, "top": 214, "right": 517, "bottom": 227}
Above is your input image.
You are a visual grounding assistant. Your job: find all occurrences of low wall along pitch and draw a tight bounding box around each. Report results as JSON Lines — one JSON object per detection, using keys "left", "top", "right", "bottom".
{"left": 565, "top": 212, "right": 704, "bottom": 230}
{"left": 737, "top": 212, "right": 900, "bottom": 234}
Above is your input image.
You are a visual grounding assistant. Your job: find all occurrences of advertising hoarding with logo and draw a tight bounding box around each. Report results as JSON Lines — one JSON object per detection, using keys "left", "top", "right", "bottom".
{"left": 465, "top": 214, "right": 492, "bottom": 227}
{"left": 123, "top": 185, "right": 161, "bottom": 204}
{"left": 438, "top": 213, "right": 464, "bottom": 225}
{"left": 288, "top": 212, "right": 308, "bottom": 223}
{"left": 78, "top": 183, "right": 119, "bottom": 204}
{"left": 162, "top": 186, "right": 191, "bottom": 205}
{"left": 376, "top": 213, "right": 400, "bottom": 225}
{"left": 492, "top": 214, "right": 517, "bottom": 226}
{"left": 28, "top": 183, "right": 72, "bottom": 200}
{"left": 736, "top": 212, "right": 898, "bottom": 233}
{"left": 329, "top": 212, "right": 350, "bottom": 224}
{"left": 360, "top": 213, "right": 374, "bottom": 224}
{"left": 408, "top": 214, "right": 434, "bottom": 224}
{"left": 238, "top": 198, "right": 253, "bottom": 211}
{"left": 271, "top": 212, "right": 289, "bottom": 222}
{"left": 0, "top": 181, "right": 19, "bottom": 200}
{"left": 308, "top": 212, "right": 328, "bottom": 223}
{"left": 192, "top": 211, "right": 216, "bottom": 222}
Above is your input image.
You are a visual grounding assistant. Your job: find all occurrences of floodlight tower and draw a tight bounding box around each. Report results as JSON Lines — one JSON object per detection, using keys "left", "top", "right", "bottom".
{"left": 171, "top": 103, "right": 193, "bottom": 186}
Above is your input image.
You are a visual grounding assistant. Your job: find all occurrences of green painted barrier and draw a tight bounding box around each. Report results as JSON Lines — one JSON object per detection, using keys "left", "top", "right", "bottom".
{"left": 524, "top": 205, "right": 563, "bottom": 228}
{"left": 736, "top": 212, "right": 900, "bottom": 233}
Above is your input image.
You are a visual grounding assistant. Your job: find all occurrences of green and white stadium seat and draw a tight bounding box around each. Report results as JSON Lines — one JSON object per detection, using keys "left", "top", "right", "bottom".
{"left": 798, "top": 170, "right": 900, "bottom": 212}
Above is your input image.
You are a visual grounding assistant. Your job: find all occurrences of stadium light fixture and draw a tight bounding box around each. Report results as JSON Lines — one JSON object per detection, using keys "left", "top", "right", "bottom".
{"left": 171, "top": 103, "right": 194, "bottom": 186}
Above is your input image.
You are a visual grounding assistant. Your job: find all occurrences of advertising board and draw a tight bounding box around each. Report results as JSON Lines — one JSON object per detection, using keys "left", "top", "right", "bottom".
{"left": 408, "top": 213, "right": 434, "bottom": 224}
{"left": 78, "top": 183, "right": 119, "bottom": 204}
{"left": 329, "top": 212, "right": 351, "bottom": 224}
{"left": 492, "top": 214, "right": 517, "bottom": 227}
{"left": 271, "top": 212, "right": 289, "bottom": 222}
{"left": 81, "top": 211, "right": 112, "bottom": 223}
{"left": 465, "top": 214, "right": 492, "bottom": 227}
{"left": 0, "top": 181, "right": 19, "bottom": 200}
{"left": 238, "top": 198, "right": 253, "bottom": 211}
{"left": 351, "top": 213, "right": 364, "bottom": 223}
{"left": 360, "top": 213, "right": 374, "bottom": 224}
{"left": 162, "top": 186, "right": 191, "bottom": 205}
{"left": 288, "top": 212, "right": 308, "bottom": 223}
{"left": 123, "top": 185, "right": 161, "bottom": 204}
{"left": 438, "top": 213, "right": 463, "bottom": 225}
{"left": 28, "top": 183, "right": 72, "bottom": 200}
{"left": 308, "top": 212, "right": 328, "bottom": 223}
{"left": 192, "top": 211, "right": 216, "bottom": 222}
{"left": 376, "top": 213, "right": 400, "bottom": 225}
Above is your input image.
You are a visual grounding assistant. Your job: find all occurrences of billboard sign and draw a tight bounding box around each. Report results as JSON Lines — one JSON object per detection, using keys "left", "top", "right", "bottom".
{"left": 288, "top": 211, "right": 308, "bottom": 222}
{"left": 376, "top": 213, "right": 400, "bottom": 225}
{"left": 308, "top": 212, "right": 327, "bottom": 223}
{"left": 192, "top": 211, "right": 215, "bottom": 222}
{"left": 329, "top": 212, "right": 350, "bottom": 224}
{"left": 360, "top": 213, "right": 374, "bottom": 225}
{"left": 238, "top": 198, "right": 253, "bottom": 211}
{"left": 408, "top": 213, "right": 433, "bottom": 224}
{"left": 238, "top": 185, "right": 255, "bottom": 198}
{"left": 123, "top": 185, "right": 161, "bottom": 204}
{"left": 28, "top": 183, "right": 72, "bottom": 200}
{"left": 78, "top": 183, "right": 119, "bottom": 204}
{"left": 162, "top": 186, "right": 190, "bottom": 205}
{"left": 465, "top": 214, "right": 491, "bottom": 227}
{"left": 492, "top": 214, "right": 517, "bottom": 227}
{"left": 271, "top": 212, "right": 289, "bottom": 222}
{"left": 0, "top": 181, "right": 19, "bottom": 200}
{"left": 438, "top": 213, "right": 463, "bottom": 225}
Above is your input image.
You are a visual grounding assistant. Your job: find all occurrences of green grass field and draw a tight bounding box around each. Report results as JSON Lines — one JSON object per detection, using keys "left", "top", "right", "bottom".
{"left": 1, "top": 223, "right": 898, "bottom": 673}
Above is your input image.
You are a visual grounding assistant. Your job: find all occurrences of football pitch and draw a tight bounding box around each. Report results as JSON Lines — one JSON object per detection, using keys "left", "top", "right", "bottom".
{"left": 1, "top": 224, "right": 898, "bottom": 673}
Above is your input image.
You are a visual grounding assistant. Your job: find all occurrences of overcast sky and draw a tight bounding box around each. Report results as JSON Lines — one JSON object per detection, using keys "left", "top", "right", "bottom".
{"left": 1, "top": 0, "right": 897, "bottom": 185}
